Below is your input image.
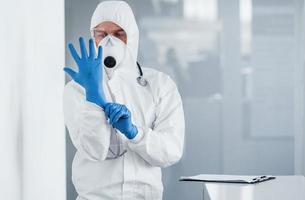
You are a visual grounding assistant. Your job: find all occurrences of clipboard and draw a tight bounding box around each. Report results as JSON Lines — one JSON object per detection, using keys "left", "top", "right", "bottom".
{"left": 179, "top": 174, "right": 276, "bottom": 184}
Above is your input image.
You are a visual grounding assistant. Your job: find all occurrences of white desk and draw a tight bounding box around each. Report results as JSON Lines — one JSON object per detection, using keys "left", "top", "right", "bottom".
{"left": 203, "top": 176, "right": 305, "bottom": 200}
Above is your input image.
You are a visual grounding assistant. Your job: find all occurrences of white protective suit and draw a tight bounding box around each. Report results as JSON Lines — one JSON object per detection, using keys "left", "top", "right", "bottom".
{"left": 63, "top": 1, "right": 185, "bottom": 200}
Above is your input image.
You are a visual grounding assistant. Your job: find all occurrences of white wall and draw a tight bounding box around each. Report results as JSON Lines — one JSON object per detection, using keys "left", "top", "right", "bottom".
{"left": 0, "top": 0, "right": 66, "bottom": 199}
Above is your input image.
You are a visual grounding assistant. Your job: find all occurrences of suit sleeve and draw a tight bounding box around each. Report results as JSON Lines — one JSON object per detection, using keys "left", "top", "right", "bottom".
{"left": 128, "top": 76, "right": 185, "bottom": 168}
{"left": 63, "top": 81, "right": 111, "bottom": 161}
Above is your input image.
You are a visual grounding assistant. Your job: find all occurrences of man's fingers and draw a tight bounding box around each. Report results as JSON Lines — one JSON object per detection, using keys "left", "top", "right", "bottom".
{"left": 68, "top": 43, "right": 81, "bottom": 63}
{"left": 105, "top": 103, "right": 117, "bottom": 118}
{"left": 104, "top": 103, "right": 122, "bottom": 121}
{"left": 79, "top": 37, "right": 88, "bottom": 59}
{"left": 109, "top": 107, "right": 121, "bottom": 124}
{"left": 112, "top": 111, "right": 125, "bottom": 124}
{"left": 104, "top": 103, "right": 111, "bottom": 116}
{"left": 64, "top": 67, "right": 78, "bottom": 80}
{"left": 88, "top": 38, "right": 95, "bottom": 59}
{"left": 97, "top": 46, "right": 103, "bottom": 60}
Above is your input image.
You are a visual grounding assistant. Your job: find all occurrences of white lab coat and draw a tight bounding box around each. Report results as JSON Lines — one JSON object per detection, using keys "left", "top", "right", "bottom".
{"left": 63, "top": 1, "right": 185, "bottom": 200}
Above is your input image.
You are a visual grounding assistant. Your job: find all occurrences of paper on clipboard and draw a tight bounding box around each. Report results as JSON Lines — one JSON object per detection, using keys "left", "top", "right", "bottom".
{"left": 179, "top": 174, "right": 276, "bottom": 184}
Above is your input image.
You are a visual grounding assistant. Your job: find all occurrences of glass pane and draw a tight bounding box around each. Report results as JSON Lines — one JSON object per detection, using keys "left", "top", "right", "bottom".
{"left": 129, "top": 0, "right": 222, "bottom": 199}
{"left": 241, "top": 0, "right": 296, "bottom": 138}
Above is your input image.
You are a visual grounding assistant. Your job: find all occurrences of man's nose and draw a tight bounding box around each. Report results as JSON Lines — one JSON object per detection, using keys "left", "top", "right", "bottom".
{"left": 107, "top": 35, "right": 115, "bottom": 46}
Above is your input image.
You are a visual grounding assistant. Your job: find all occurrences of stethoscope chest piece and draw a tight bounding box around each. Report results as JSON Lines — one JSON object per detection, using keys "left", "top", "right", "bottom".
{"left": 137, "top": 76, "right": 148, "bottom": 87}
{"left": 136, "top": 61, "right": 148, "bottom": 87}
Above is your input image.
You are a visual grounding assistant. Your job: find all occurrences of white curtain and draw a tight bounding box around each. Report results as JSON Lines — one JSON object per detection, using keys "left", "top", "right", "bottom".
{"left": 0, "top": 0, "right": 66, "bottom": 199}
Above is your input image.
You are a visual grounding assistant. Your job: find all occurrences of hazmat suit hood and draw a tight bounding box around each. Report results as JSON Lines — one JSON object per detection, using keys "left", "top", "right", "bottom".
{"left": 90, "top": 1, "right": 139, "bottom": 68}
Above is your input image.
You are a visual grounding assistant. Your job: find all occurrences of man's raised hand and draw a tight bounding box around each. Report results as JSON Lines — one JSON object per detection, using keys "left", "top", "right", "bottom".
{"left": 64, "top": 37, "right": 107, "bottom": 108}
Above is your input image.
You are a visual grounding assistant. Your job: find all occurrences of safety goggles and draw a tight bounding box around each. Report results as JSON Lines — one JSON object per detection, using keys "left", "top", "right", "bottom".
{"left": 91, "top": 28, "right": 127, "bottom": 43}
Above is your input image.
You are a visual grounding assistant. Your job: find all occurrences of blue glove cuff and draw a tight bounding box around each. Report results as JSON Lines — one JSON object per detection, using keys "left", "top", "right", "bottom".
{"left": 86, "top": 91, "right": 106, "bottom": 109}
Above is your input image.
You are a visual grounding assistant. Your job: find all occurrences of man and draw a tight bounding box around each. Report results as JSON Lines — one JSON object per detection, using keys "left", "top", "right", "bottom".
{"left": 63, "top": 1, "right": 185, "bottom": 199}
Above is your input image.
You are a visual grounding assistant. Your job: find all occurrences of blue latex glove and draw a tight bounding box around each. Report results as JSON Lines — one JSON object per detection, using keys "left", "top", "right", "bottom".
{"left": 64, "top": 37, "right": 107, "bottom": 108}
{"left": 105, "top": 103, "right": 138, "bottom": 139}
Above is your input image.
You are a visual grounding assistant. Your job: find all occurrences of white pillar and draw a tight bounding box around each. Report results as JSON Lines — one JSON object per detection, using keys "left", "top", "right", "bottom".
{"left": 0, "top": 0, "right": 66, "bottom": 199}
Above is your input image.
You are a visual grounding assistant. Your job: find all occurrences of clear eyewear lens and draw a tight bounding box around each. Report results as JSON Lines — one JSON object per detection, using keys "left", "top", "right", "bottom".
{"left": 92, "top": 29, "right": 108, "bottom": 41}
{"left": 91, "top": 28, "right": 126, "bottom": 42}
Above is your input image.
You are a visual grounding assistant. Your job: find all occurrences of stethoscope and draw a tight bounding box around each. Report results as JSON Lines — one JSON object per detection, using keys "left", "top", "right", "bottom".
{"left": 136, "top": 61, "right": 148, "bottom": 87}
